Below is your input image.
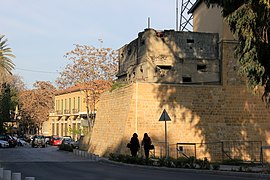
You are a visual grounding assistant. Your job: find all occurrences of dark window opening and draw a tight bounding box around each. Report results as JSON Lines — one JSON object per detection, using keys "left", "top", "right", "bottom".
{"left": 118, "top": 74, "right": 127, "bottom": 79}
{"left": 197, "top": 64, "right": 207, "bottom": 72}
{"left": 141, "top": 40, "right": 145, "bottom": 45}
{"left": 128, "top": 49, "right": 132, "bottom": 55}
{"left": 187, "top": 39, "right": 194, "bottom": 43}
{"left": 157, "top": 65, "right": 172, "bottom": 70}
{"left": 182, "top": 77, "right": 192, "bottom": 83}
{"left": 156, "top": 32, "right": 165, "bottom": 38}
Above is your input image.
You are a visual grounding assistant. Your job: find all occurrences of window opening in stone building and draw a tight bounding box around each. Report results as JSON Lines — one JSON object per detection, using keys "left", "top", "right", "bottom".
{"left": 197, "top": 64, "right": 207, "bottom": 72}
{"left": 61, "top": 123, "right": 63, "bottom": 136}
{"left": 52, "top": 123, "right": 55, "bottom": 135}
{"left": 157, "top": 65, "right": 172, "bottom": 70}
{"left": 69, "top": 98, "right": 71, "bottom": 113}
{"left": 56, "top": 123, "right": 59, "bottom": 135}
{"left": 65, "top": 123, "right": 68, "bottom": 136}
{"left": 61, "top": 99, "right": 63, "bottom": 114}
{"left": 118, "top": 74, "right": 127, "bottom": 80}
{"left": 156, "top": 65, "right": 172, "bottom": 77}
{"left": 187, "top": 39, "right": 194, "bottom": 43}
{"left": 128, "top": 49, "right": 132, "bottom": 55}
{"left": 182, "top": 76, "right": 192, "bottom": 83}
{"left": 78, "top": 97, "right": 80, "bottom": 112}
{"left": 65, "top": 99, "right": 67, "bottom": 112}
{"left": 156, "top": 32, "right": 164, "bottom": 38}
{"left": 73, "top": 97, "right": 76, "bottom": 113}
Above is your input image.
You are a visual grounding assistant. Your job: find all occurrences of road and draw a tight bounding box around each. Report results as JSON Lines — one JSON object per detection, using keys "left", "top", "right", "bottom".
{"left": 0, "top": 145, "right": 268, "bottom": 180}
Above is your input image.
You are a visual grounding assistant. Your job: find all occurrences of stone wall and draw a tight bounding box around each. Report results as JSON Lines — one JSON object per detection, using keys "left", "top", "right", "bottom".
{"left": 89, "top": 80, "right": 270, "bottom": 161}
{"left": 88, "top": 39, "right": 270, "bottom": 162}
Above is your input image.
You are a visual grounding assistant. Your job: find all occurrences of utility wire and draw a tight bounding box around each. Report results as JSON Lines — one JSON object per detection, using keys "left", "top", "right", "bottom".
{"left": 15, "top": 67, "right": 59, "bottom": 74}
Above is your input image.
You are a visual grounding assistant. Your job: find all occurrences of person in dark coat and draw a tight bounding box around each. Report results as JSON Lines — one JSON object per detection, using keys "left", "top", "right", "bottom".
{"left": 141, "top": 133, "right": 152, "bottom": 158}
{"left": 129, "top": 133, "right": 140, "bottom": 157}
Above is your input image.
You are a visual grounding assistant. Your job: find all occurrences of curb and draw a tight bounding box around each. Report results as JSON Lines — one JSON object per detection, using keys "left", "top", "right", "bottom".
{"left": 72, "top": 149, "right": 100, "bottom": 161}
{"left": 98, "top": 158, "right": 270, "bottom": 179}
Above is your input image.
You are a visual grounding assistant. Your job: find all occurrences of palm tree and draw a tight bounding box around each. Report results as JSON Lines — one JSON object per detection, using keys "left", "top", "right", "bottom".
{"left": 0, "top": 35, "right": 15, "bottom": 75}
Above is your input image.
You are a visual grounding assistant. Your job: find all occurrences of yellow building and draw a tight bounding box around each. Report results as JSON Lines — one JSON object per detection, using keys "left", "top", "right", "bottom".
{"left": 43, "top": 85, "right": 90, "bottom": 140}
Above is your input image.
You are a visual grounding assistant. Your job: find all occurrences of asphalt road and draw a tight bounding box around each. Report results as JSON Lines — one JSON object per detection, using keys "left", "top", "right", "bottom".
{"left": 0, "top": 145, "right": 268, "bottom": 180}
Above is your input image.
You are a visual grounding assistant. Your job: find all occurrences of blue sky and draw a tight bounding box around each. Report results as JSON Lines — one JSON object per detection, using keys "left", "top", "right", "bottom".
{"left": 2, "top": 0, "right": 178, "bottom": 88}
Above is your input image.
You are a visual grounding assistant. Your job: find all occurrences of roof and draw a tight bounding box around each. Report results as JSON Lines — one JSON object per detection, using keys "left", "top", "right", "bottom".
{"left": 54, "top": 84, "right": 83, "bottom": 96}
{"left": 188, "top": 0, "right": 202, "bottom": 14}
{"left": 54, "top": 79, "right": 112, "bottom": 96}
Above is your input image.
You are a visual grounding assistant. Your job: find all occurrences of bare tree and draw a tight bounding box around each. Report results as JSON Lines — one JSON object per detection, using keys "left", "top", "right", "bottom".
{"left": 56, "top": 44, "right": 118, "bottom": 130}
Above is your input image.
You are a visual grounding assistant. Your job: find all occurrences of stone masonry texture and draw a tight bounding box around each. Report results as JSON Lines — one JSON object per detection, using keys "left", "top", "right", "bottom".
{"left": 88, "top": 36, "right": 270, "bottom": 162}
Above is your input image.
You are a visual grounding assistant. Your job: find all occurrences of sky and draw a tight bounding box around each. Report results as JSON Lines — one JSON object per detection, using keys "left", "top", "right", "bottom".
{"left": 1, "top": 0, "right": 180, "bottom": 89}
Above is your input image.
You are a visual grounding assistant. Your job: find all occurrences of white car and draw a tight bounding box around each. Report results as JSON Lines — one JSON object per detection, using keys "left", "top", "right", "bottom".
{"left": 0, "top": 140, "right": 9, "bottom": 148}
{"left": 13, "top": 137, "right": 28, "bottom": 146}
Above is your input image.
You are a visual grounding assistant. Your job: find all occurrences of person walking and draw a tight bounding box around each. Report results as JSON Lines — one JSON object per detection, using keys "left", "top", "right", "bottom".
{"left": 141, "top": 133, "right": 152, "bottom": 158}
{"left": 129, "top": 133, "right": 140, "bottom": 157}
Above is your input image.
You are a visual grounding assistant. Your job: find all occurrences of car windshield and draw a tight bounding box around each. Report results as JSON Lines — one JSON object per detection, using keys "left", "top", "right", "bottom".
{"left": 35, "top": 135, "right": 44, "bottom": 139}
{"left": 54, "top": 137, "right": 61, "bottom": 140}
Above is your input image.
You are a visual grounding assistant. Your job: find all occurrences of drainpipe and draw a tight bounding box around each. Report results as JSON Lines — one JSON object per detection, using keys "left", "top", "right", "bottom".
{"left": 135, "top": 82, "right": 138, "bottom": 133}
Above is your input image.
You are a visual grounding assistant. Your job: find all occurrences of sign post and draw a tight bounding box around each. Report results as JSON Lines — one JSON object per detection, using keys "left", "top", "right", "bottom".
{"left": 159, "top": 109, "right": 171, "bottom": 159}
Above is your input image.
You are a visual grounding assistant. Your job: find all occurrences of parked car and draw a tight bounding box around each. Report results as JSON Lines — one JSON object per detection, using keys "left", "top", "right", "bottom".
{"left": 13, "top": 137, "right": 28, "bottom": 146}
{"left": 0, "top": 134, "right": 17, "bottom": 147}
{"left": 23, "top": 134, "right": 34, "bottom": 143}
{"left": 0, "top": 140, "right": 9, "bottom": 148}
{"left": 61, "top": 138, "right": 79, "bottom": 149}
{"left": 32, "top": 135, "right": 46, "bottom": 148}
{"left": 62, "top": 136, "right": 72, "bottom": 141}
{"left": 50, "top": 136, "right": 62, "bottom": 146}
{"left": 44, "top": 136, "right": 51, "bottom": 145}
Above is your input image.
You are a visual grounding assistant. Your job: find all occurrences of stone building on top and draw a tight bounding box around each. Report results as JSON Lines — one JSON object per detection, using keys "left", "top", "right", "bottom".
{"left": 117, "top": 29, "right": 220, "bottom": 85}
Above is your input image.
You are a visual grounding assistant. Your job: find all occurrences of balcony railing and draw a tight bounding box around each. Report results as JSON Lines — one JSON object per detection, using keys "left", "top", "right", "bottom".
{"left": 64, "top": 109, "right": 70, "bottom": 114}
{"left": 72, "top": 109, "right": 79, "bottom": 114}
{"left": 56, "top": 110, "right": 63, "bottom": 115}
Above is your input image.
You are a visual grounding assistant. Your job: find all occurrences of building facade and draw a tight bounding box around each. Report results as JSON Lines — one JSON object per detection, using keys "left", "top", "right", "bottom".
{"left": 43, "top": 85, "right": 89, "bottom": 140}
{"left": 87, "top": 0, "right": 270, "bottom": 162}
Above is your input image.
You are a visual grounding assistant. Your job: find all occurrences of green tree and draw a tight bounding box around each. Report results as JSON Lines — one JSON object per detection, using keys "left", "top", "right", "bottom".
{"left": 0, "top": 35, "right": 16, "bottom": 133}
{"left": 0, "top": 35, "right": 15, "bottom": 76}
{"left": 0, "top": 75, "right": 24, "bottom": 133}
{"left": 204, "top": 0, "right": 270, "bottom": 102}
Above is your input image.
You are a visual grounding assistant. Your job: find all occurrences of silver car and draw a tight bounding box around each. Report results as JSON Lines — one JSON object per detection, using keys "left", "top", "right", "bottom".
{"left": 0, "top": 140, "right": 9, "bottom": 148}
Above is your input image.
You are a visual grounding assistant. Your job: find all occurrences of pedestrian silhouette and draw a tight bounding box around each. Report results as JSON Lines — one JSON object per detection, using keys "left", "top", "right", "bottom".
{"left": 129, "top": 133, "right": 140, "bottom": 157}
{"left": 141, "top": 133, "right": 152, "bottom": 158}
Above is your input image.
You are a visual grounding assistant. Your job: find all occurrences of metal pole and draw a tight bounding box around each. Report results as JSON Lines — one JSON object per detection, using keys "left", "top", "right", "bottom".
{"left": 176, "top": 0, "right": 179, "bottom": 31}
{"left": 165, "top": 120, "right": 168, "bottom": 159}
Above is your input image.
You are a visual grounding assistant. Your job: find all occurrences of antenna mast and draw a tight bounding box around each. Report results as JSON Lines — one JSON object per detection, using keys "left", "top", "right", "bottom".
{"left": 176, "top": 0, "right": 179, "bottom": 31}
{"left": 179, "top": 0, "right": 195, "bottom": 31}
